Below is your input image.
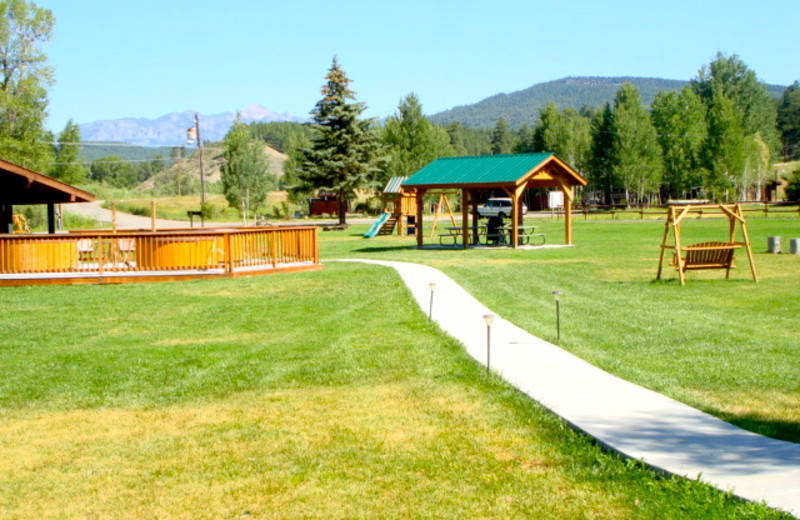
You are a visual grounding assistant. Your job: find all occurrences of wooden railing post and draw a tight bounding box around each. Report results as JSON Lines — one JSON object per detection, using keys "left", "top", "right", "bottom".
{"left": 270, "top": 230, "right": 278, "bottom": 268}
{"left": 224, "top": 232, "right": 232, "bottom": 275}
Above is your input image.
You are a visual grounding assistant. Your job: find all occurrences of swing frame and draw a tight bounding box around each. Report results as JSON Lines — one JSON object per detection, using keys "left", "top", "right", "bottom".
{"left": 656, "top": 203, "right": 758, "bottom": 286}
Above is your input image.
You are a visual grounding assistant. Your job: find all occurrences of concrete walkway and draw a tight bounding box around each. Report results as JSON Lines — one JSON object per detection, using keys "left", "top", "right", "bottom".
{"left": 341, "top": 259, "right": 800, "bottom": 517}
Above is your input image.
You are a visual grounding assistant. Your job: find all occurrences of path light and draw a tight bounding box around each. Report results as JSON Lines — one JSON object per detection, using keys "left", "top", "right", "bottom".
{"left": 428, "top": 282, "right": 437, "bottom": 320}
{"left": 483, "top": 313, "right": 494, "bottom": 373}
{"left": 552, "top": 290, "right": 563, "bottom": 343}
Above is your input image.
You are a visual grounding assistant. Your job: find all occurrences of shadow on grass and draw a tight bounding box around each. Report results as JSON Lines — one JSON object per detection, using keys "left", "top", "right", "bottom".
{"left": 350, "top": 244, "right": 516, "bottom": 254}
{"left": 724, "top": 413, "right": 800, "bottom": 445}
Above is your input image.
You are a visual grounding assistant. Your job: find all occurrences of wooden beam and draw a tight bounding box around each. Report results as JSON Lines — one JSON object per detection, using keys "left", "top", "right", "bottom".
{"left": 0, "top": 204, "right": 12, "bottom": 234}
{"left": 656, "top": 206, "right": 674, "bottom": 280}
{"left": 461, "top": 188, "right": 469, "bottom": 248}
{"left": 415, "top": 188, "right": 426, "bottom": 247}
{"left": 554, "top": 176, "right": 574, "bottom": 245}
{"left": 47, "top": 203, "right": 56, "bottom": 234}
{"left": 470, "top": 189, "right": 479, "bottom": 245}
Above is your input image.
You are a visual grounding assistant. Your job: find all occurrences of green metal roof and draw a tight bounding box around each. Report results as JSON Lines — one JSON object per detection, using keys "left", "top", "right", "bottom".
{"left": 403, "top": 153, "right": 554, "bottom": 187}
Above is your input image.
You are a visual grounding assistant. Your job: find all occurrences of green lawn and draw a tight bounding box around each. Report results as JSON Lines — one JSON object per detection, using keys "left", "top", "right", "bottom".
{"left": 0, "top": 257, "right": 791, "bottom": 518}
{"left": 323, "top": 216, "right": 800, "bottom": 443}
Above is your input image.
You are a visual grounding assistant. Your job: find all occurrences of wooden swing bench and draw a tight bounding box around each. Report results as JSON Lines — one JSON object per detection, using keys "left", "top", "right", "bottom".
{"left": 656, "top": 204, "right": 758, "bottom": 286}
{"left": 672, "top": 241, "right": 740, "bottom": 275}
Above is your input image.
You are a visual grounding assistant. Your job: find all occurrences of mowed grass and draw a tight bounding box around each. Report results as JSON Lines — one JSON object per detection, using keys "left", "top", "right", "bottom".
{"left": 323, "top": 217, "right": 800, "bottom": 443}
{"left": 0, "top": 265, "right": 790, "bottom": 518}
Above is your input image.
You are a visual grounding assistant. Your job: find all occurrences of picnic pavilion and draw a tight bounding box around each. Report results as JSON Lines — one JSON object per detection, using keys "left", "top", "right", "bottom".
{"left": 0, "top": 157, "right": 95, "bottom": 234}
{"left": 402, "top": 153, "right": 588, "bottom": 248}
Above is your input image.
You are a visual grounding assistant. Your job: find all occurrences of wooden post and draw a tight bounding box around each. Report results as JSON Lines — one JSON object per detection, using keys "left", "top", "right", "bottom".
{"left": 46, "top": 203, "right": 56, "bottom": 234}
{"left": 553, "top": 177, "right": 574, "bottom": 245}
{"left": 415, "top": 189, "right": 425, "bottom": 247}
{"left": 514, "top": 184, "right": 526, "bottom": 247}
{"left": 111, "top": 202, "right": 117, "bottom": 233}
{"left": 151, "top": 200, "right": 157, "bottom": 231}
{"left": 461, "top": 188, "right": 469, "bottom": 248}
{"left": 270, "top": 230, "right": 278, "bottom": 268}
{"left": 673, "top": 210, "right": 686, "bottom": 286}
{"left": 656, "top": 206, "right": 673, "bottom": 280}
{"left": 735, "top": 204, "right": 759, "bottom": 283}
{"left": 470, "top": 190, "right": 479, "bottom": 245}
{"left": 1, "top": 204, "right": 12, "bottom": 234}
{"left": 564, "top": 194, "right": 572, "bottom": 245}
{"left": 224, "top": 233, "right": 233, "bottom": 275}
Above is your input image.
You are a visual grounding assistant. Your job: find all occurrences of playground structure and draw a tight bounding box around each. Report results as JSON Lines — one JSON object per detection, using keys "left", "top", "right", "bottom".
{"left": 364, "top": 177, "right": 418, "bottom": 238}
{"left": 364, "top": 177, "right": 459, "bottom": 239}
{"left": 656, "top": 203, "right": 758, "bottom": 285}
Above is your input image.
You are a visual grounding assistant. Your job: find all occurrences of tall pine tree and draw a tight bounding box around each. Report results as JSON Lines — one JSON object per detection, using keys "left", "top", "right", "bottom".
{"left": 490, "top": 117, "right": 512, "bottom": 155}
{"left": 294, "top": 57, "right": 384, "bottom": 225}
{"left": 589, "top": 103, "right": 616, "bottom": 204}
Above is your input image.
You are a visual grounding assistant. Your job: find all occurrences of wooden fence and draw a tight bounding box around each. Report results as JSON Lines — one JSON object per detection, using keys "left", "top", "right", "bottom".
{"left": 547, "top": 202, "right": 800, "bottom": 221}
{"left": 0, "top": 226, "right": 320, "bottom": 285}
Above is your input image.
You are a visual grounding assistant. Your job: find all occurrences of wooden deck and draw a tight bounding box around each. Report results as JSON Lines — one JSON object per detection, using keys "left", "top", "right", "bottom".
{"left": 0, "top": 226, "right": 321, "bottom": 286}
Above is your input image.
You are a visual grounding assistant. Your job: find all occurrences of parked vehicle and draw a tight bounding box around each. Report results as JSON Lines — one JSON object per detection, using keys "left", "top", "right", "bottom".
{"left": 477, "top": 198, "right": 528, "bottom": 218}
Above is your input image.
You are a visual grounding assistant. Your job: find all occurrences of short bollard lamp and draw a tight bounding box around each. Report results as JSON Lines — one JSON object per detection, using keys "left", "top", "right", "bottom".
{"left": 552, "top": 290, "right": 563, "bottom": 343}
{"left": 428, "top": 282, "right": 437, "bottom": 320}
{"left": 483, "top": 313, "right": 494, "bottom": 373}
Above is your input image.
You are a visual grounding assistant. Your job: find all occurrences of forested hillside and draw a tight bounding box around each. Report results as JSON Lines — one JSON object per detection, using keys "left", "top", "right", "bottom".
{"left": 430, "top": 76, "right": 785, "bottom": 129}
{"left": 79, "top": 143, "right": 177, "bottom": 163}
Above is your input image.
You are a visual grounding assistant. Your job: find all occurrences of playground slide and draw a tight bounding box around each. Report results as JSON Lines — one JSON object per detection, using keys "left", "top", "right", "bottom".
{"left": 363, "top": 212, "right": 390, "bottom": 238}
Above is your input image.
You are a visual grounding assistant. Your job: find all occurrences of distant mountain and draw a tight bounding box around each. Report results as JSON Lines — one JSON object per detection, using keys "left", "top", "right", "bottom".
{"left": 79, "top": 103, "right": 305, "bottom": 146}
{"left": 430, "top": 76, "right": 787, "bottom": 129}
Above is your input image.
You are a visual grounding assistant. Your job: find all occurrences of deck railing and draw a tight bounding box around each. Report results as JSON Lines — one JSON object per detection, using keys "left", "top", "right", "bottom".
{"left": 0, "top": 226, "right": 319, "bottom": 277}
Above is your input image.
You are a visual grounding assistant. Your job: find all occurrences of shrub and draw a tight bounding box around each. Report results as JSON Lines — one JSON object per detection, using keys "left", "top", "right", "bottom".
{"left": 785, "top": 170, "right": 800, "bottom": 201}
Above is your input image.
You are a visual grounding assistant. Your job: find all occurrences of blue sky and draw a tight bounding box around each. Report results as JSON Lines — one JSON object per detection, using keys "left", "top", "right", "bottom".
{"left": 38, "top": 0, "right": 799, "bottom": 132}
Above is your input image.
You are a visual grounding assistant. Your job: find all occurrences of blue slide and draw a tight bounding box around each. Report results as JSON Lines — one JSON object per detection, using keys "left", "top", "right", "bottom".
{"left": 363, "top": 212, "right": 390, "bottom": 238}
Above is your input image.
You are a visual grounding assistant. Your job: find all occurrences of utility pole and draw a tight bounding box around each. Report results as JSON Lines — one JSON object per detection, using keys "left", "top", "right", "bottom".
{"left": 195, "top": 113, "right": 205, "bottom": 207}
{"left": 187, "top": 113, "right": 206, "bottom": 226}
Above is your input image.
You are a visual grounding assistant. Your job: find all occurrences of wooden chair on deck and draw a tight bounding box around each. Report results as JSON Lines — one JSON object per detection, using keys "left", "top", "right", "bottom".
{"left": 12, "top": 214, "right": 30, "bottom": 233}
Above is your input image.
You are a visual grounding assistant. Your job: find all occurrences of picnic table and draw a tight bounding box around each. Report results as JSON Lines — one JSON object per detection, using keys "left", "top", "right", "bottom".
{"left": 497, "top": 225, "right": 546, "bottom": 245}
{"left": 439, "top": 226, "right": 471, "bottom": 245}
{"left": 438, "top": 225, "right": 546, "bottom": 246}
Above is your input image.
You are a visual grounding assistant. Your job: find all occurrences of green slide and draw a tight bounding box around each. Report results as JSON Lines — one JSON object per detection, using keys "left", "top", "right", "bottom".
{"left": 363, "top": 212, "right": 390, "bottom": 238}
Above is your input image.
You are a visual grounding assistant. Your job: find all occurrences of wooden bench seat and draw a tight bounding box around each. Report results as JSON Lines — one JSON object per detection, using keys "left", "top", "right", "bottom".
{"left": 672, "top": 241, "right": 740, "bottom": 278}
{"left": 682, "top": 242, "right": 739, "bottom": 270}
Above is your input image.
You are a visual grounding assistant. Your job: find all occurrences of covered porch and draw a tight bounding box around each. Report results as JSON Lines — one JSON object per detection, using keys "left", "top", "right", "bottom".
{"left": 402, "top": 153, "right": 587, "bottom": 248}
{"left": 0, "top": 159, "right": 322, "bottom": 286}
{"left": 0, "top": 157, "right": 96, "bottom": 234}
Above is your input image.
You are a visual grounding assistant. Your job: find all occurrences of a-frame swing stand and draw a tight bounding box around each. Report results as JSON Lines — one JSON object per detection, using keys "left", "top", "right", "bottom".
{"left": 428, "top": 193, "right": 457, "bottom": 237}
{"left": 656, "top": 203, "right": 758, "bottom": 286}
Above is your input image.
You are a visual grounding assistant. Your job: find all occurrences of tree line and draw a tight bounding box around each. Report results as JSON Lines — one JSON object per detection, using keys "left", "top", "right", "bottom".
{"left": 268, "top": 54, "right": 799, "bottom": 223}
